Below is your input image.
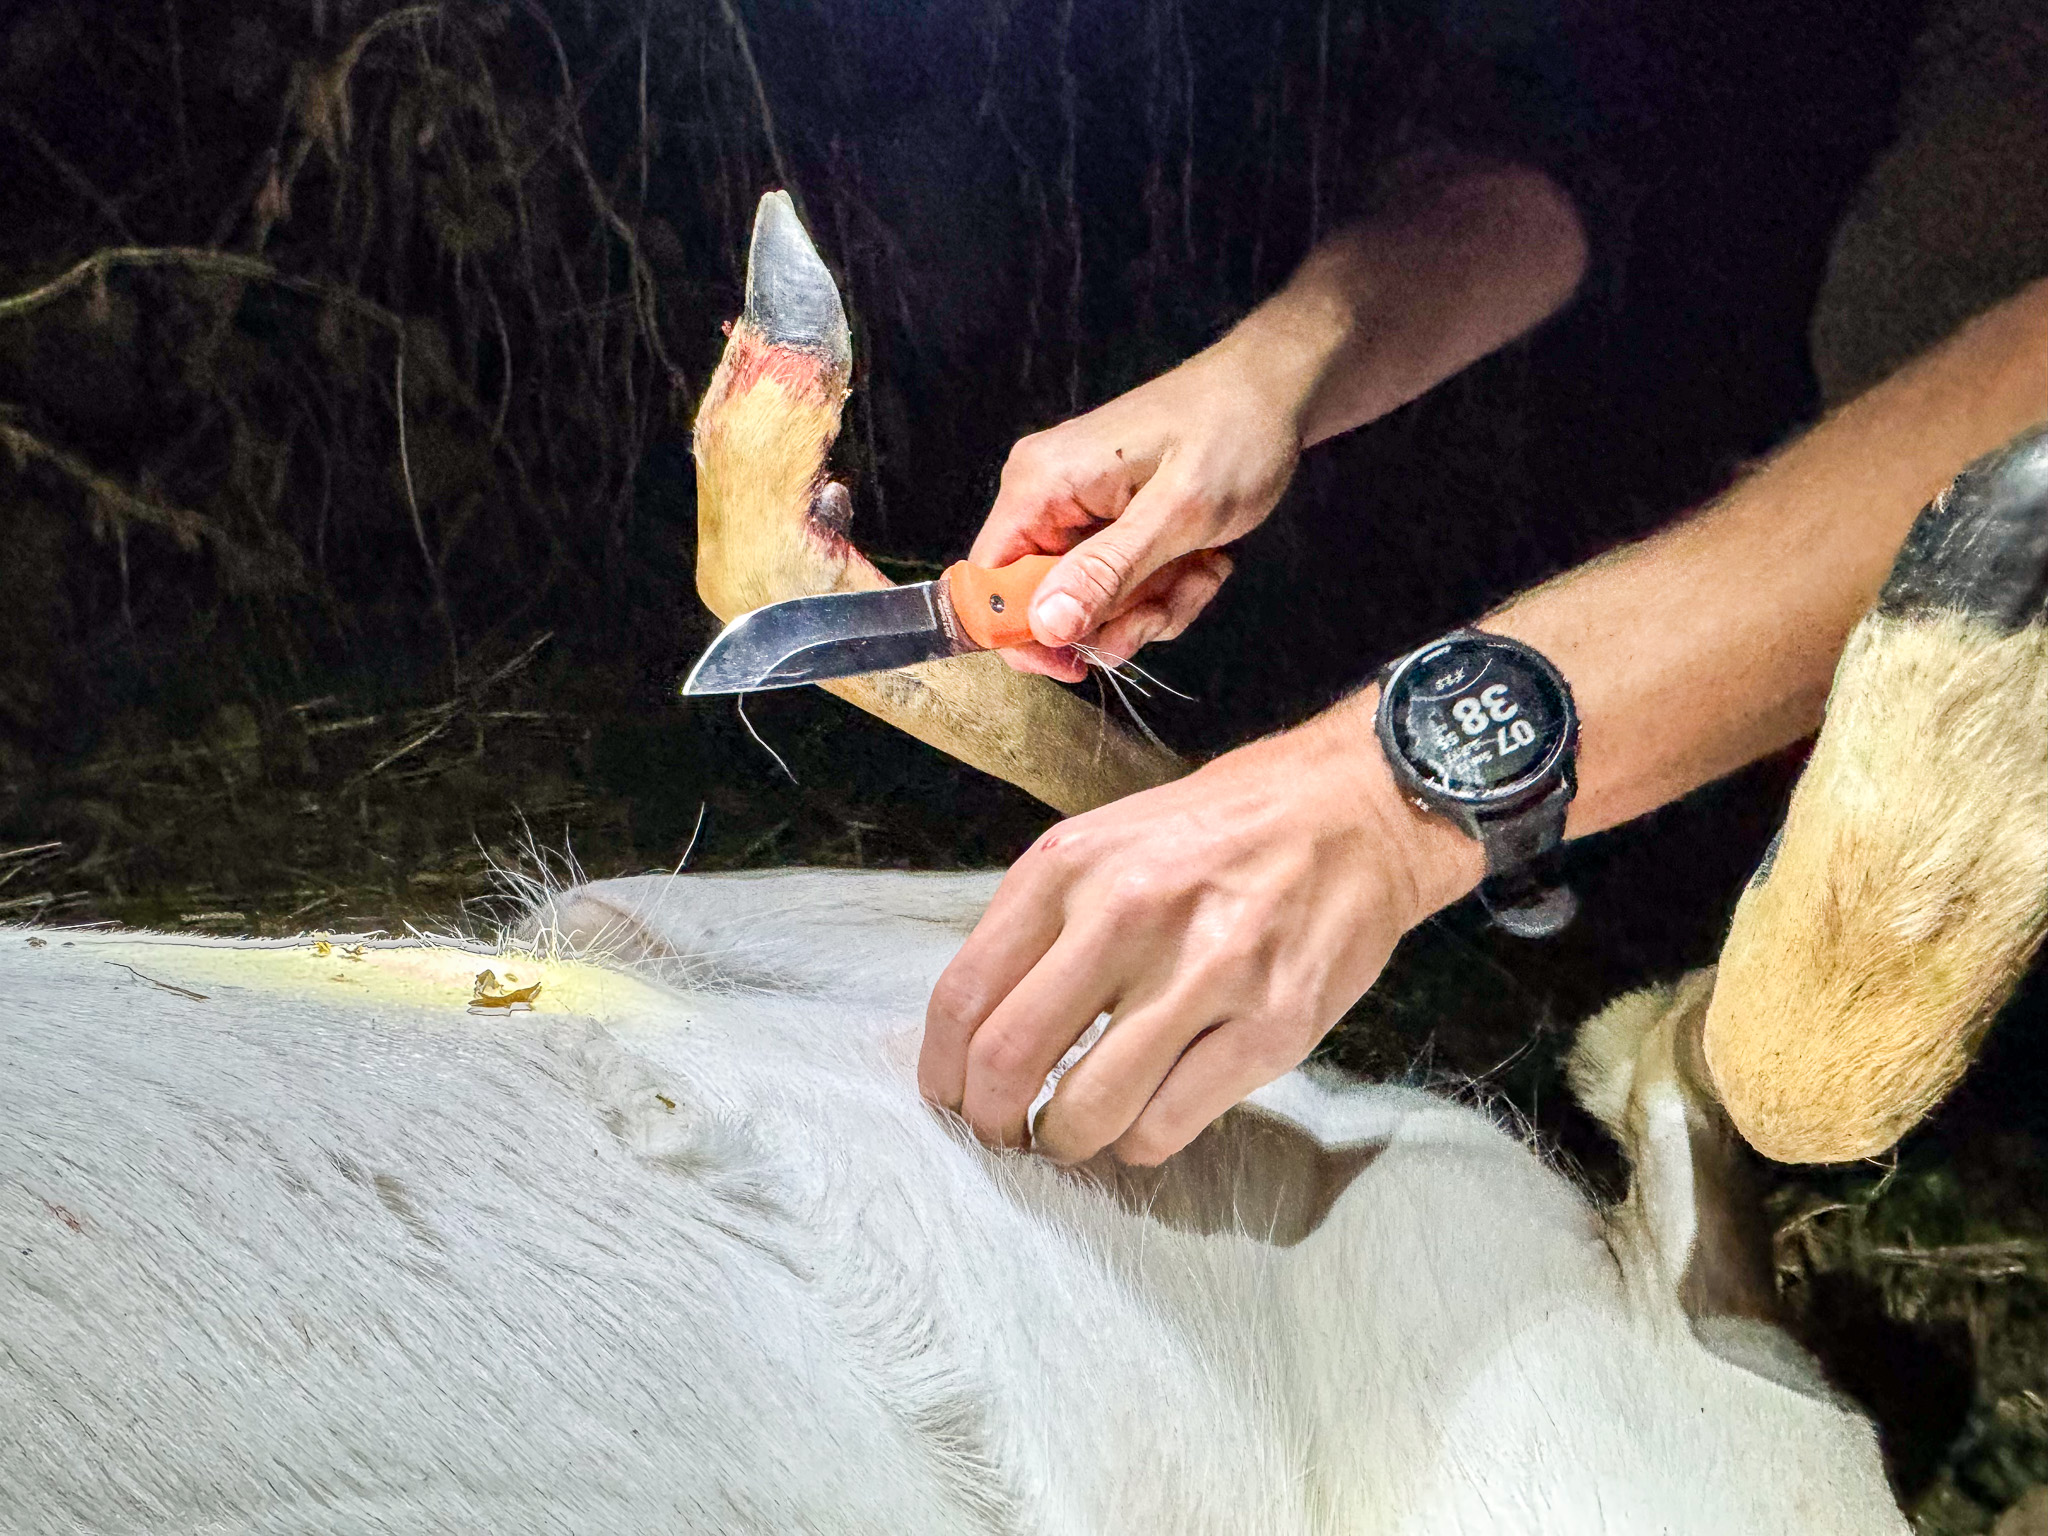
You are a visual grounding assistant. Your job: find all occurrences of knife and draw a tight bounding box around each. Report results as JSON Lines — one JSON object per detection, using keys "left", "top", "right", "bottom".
{"left": 682, "top": 555, "right": 1060, "bottom": 695}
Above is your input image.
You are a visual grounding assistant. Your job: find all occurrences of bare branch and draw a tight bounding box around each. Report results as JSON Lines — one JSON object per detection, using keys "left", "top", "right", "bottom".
{"left": 713, "top": 0, "right": 797, "bottom": 207}
{"left": 393, "top": 348, "right": 462, "bottom": 684}
{"left": 1, "top": 107, "right": 135, "bottom": 242}
{"left": 0, "top": 245, "right": 402, "bottom": 331}
{"left": 0, "top": 413, "right": 273, "bottom": 575}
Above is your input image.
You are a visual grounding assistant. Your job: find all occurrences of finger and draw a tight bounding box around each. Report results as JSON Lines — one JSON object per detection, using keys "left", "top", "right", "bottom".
{"left": 1031, "top": 992, "right": 1223, "bottom": 1164}
{"left": 1029, "top": 474, "right": 1208, "bottom": 648}
{"left": 958, "top": 926, "right": 1127, "bottom": 1149}
{"left": 1112, "top": 1017, "right": 1305, "bottom": 1166}
{"left": 1087, "top": 550, "right": 1235, "bottom": 660}
{"left": 973, "top": 432, "right": 1124, "bottom": 568}
{"left": 1007, "top": 551, "right": 1230, "bottom": 677}
{"left": 919, "top": 851, "right": 1074, "bottom": 1109}
{"left": 970, "top": 504, "right": 1066, "bottom": 571}
{"left": 997, "top": 639, "right": 1091, "bottom": 684}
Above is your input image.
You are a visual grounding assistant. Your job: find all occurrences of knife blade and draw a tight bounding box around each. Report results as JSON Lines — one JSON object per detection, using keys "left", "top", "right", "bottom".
{"left": 682, "top": 555, "right": 1059, "bottom": 695}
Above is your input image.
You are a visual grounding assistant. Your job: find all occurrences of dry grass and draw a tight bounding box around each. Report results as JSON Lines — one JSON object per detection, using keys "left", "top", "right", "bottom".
{"left": 1771, "top": 1156, "right": 2048, "bottom": 1531}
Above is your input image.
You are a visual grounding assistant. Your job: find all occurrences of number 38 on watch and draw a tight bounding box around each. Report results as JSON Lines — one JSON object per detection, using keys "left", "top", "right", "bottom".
{"left": 1373, "top": 630, "right": 1581, "bottom": 938}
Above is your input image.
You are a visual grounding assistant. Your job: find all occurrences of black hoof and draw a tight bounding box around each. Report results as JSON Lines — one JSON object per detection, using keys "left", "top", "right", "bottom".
{"left": 1879, "top": 421, "right": 2048, "bottom": 631}
{"left": 741, "top": 191, "right": 851, "bottom": 372}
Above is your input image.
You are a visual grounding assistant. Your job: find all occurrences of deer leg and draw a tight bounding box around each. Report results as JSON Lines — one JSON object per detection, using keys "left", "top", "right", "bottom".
{"left": 1570, "top": 970, "right": 1779, "bottom": 1325}
{"left": 691, "top": 193, "right": 1182, "bottom": 814}
{"left": 1706, "top": 424, "right": 2048, "bottom": 1162}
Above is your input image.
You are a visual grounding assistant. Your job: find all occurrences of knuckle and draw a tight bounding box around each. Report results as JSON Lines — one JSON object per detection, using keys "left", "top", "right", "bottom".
{"left": 1187, "top": 554, "right": 1232, "bottom": 598}
{"left": 1169, "top": 492, "right": 1235, "bottom": 546}
{"left": 1036, "top": 1100, "right": 1111, "bottom": 1164}
{"left": 966, "top": 1026, "right": 1041, "bottom": 1089}
{"left": 1003, "top": 432, "right": 1054, "bottom": 478}
{"left": 1049, "top": 1069, "right": 1121, "bottom": 1130}
{"left": 1185, "top": 917, "right": 1265, "bottom": 977}
{"left": 1098, "top": 866, "right": 1160, "bottom": 919}
{"left": 1069, "top": 543, "right": 1139, "bottom": 606}
{"left": 926, "top": 969, "right": 989, "bottom": 1031}
{"left": 1245, "top": 1006, "right": 1319, "bottom": 1072}
{"left": 1117, "top": 1123, "right": 1181, "bottom": 1167}
{"left": 1025, "top": 825, "right": 1087, "bottom": 875}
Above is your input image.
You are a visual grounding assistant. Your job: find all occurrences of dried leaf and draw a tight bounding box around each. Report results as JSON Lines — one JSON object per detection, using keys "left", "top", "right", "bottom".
{"left": 470, "top": 967, "right": 542, "bottom": 1010}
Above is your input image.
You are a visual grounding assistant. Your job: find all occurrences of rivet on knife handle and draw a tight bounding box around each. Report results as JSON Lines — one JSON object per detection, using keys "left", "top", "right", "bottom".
{"left": 945, "top": 555, "right": 1060, "bottom": 650}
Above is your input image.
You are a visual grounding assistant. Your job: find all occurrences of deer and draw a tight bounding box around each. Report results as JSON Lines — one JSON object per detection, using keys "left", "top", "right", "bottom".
{"left": 6, "top": 187, "right": 2041, "bottom": 1533}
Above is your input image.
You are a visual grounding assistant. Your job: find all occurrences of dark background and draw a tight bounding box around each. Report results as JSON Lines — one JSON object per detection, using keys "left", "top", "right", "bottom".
{"left": 0, "top": 1, "right": 2041, "bottom": 1525}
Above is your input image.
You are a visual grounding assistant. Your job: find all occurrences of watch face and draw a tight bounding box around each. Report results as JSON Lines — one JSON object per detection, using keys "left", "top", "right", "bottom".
{"left": 1382, "top": 635, "right": 1572, "bottom": 804}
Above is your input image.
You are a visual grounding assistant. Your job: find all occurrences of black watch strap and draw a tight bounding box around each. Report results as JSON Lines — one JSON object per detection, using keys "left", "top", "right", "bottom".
{"left": 1475, "top": 782, "right": 1576, "bottom": 938}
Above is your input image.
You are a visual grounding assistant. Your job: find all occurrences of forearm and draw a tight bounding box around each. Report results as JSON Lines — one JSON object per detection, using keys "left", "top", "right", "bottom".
{"left": 1217, "top": 152, "right": 1590, "bottom": 449}
{"left": 1490, "top": 277, "right": 2048, "bottom": 837}
{"left": 1325, "top": 275, "right": 2048, "bottom": 922}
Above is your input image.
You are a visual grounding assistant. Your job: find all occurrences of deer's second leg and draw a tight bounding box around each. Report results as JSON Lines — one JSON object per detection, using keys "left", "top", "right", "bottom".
{"left": 1571, "top": 969, "right": 1780, "bottom": 1327}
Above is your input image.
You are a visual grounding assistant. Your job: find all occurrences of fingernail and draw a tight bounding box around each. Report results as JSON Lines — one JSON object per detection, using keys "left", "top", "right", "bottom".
{"left": 1034, "top": 592, "right": 1087, "bottom": 644}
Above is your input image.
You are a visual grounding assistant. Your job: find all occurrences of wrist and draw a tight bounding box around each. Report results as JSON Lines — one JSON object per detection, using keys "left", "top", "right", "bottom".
{"left": 1203, "top": 294, "right": 1357, "bottom": 450}
{"left": 1291, "top": 687, "right": 1488, "bottom": 931}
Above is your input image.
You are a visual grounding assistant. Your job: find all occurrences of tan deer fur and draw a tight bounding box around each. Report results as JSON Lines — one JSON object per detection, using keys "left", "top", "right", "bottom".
{"left": 1705, "top": 611, "right": 2048, "bottom": 1161}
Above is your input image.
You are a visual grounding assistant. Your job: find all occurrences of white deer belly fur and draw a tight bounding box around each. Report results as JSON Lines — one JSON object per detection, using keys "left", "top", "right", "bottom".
{"left": 0, "top": 870, "right": 1901, "bottom": 1535}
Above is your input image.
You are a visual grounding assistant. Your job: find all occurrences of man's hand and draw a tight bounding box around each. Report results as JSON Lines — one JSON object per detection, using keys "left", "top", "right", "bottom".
{"left": 974, "top": 158, "right": 1589, "bottom": 684}
{"left": 973, "top": 338, "right": 1306, "bottom": 683}
{"left": 920, "top": 156, "right": 1592, "bottom": 1157}
{"left": 918, "top": 696, "right": 1484, "bottom": 1164}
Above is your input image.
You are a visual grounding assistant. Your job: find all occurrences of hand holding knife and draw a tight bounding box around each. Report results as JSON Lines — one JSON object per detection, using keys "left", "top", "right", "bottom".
{"left": 683, "top": 556, "right": 1060, "bottom": 695}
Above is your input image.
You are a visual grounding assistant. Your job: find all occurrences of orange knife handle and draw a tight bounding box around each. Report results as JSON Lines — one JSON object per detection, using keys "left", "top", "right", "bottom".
{"left": 945, "top": 554, "right": 1060, "bottom": 650}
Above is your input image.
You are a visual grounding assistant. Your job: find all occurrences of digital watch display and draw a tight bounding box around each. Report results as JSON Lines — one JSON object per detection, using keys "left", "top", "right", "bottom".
{"left": 1380, "top": 637, "right": 1573, "bottom": 803}
{"left": 1374, "top": 631, "right": 1580, "bottom": 937}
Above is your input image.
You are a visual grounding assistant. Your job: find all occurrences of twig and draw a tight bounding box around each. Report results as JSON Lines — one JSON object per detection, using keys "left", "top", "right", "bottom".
{"left": 105, "top": 962, "right": 208, "bottom": 1002}
{"left": 163, "top": 0, "right": 192, "bottom": 190}
{"left": 0, "top": 246, "right": 407, "bottom": 346}
{"left": 1055, "top": 0, "right": 1083, "bottom": 413}
{"left": 519, "top": 0, "right": 684, "bottom": 391}
{"left": 350, "top": 630, "right": 554, "bottom": 783}
{"left": 482, "top": 277, "right": 514, "bottom": 447}
{"left": 0, "top": 842, "right": 65, "bottom": 895}
{"left": 637, "top": 8, "right": 653, "bottom": 212}
{"left": 1, "top": 107, "right": 134, "bottom": 242}
{"left": 300, "top": 4, "right": 443, "bottom": 162}
{"left": 1175, "top": 0, "right": 1196, "bottom": 263}
{"left": 713, "top": 0, "right": 797, "bottom": 205}
{"left": 1865, "top": 1239, "right": 2046, "bottom": 1274}
{"left": 0, "top": 415, "right": 270, "bottom": 572}
{"left": 1308, "top": 0, "right": 1329, "bottom": 243}
{"left": 393, "top": 347, "right": 461, "bottom": 684}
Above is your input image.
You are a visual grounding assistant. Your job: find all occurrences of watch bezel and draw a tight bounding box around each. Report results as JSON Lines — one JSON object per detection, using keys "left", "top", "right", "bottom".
{"left": 1374, "top": 630, "right": 1577, "bottom": 813}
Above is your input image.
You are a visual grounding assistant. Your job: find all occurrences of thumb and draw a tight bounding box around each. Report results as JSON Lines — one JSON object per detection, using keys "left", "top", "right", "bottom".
{"left": 1028, "top": 478, "right": 1198, "bottom": 648}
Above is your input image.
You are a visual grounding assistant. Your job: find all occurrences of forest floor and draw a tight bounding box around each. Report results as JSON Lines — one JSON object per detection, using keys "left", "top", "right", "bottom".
{"left": 5, "top": 681, "right": 2044, "bottom": 1534}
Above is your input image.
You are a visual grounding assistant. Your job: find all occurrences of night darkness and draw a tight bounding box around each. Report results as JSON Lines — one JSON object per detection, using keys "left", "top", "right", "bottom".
{"left": 2, "top": 0, "right": 2044, "bottom": 1522}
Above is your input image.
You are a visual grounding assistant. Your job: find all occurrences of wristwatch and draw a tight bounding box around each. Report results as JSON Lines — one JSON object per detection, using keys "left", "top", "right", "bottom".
{"left": 1374, "top": 630, "right": 1580, "bottom": 938}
